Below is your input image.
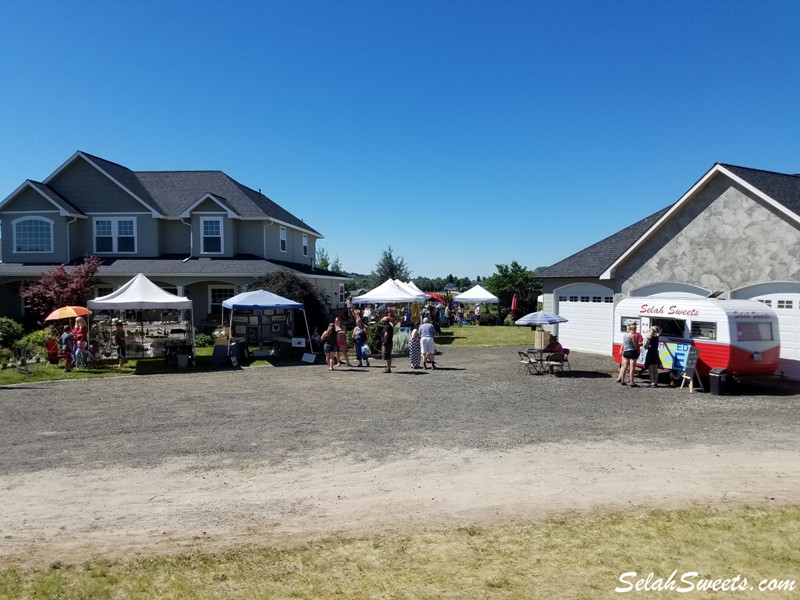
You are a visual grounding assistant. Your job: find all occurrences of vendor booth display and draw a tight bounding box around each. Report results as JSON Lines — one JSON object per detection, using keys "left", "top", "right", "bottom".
{"left": 221, "top": 290, "right": 312, "bottom": 361}
{"left": 88, "top": 273, "right": 194, "bottom": 365}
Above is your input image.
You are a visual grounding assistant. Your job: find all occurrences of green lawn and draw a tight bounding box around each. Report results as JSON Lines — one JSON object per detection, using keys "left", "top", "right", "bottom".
{"left": 0, "top": 325, "right": 535, "bottom": 386}
{"left": 2, "top": 506, "right": 797, "bottom": 599}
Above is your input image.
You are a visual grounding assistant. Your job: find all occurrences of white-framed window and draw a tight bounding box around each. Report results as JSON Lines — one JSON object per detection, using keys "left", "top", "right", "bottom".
{"left": 13, "top": 216, "right": 54, "bottom": 253}
{"left": 95, "top": 286, "right": 113, "bottom": 298}
{"left": 94, "top": 217, "right": 136, "bottom": 253}
{"left": 209, "top": 285, "right": 236, "bottom": 316}
{"left": 302, "top": 234, "right": 308, "bottom": 257}
{"left": 339, "top": 283, "right": 345, "bottom": 304}
{"left": 280, "top": 226, "right": 287, "bottom": 252}
{"left": 777, "top": 300, "right": 794, "bottom": 310}
{"left": 201, "top": 217, "right": 223, "bottom": 254}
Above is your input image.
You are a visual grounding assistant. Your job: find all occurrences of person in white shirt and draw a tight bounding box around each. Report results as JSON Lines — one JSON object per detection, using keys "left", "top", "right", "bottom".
{"left": 418, "top": 317, "right": 437, "bottom": 369}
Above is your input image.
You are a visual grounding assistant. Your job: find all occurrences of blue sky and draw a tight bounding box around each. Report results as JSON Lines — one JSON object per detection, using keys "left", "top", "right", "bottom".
{"left": 1, "top": 0, "right": 798, "bottom": 279}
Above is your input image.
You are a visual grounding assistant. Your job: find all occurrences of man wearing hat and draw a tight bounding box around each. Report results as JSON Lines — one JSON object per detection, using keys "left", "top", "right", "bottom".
{"left": 381, "top": 316, "right": 394, "bottom": 373}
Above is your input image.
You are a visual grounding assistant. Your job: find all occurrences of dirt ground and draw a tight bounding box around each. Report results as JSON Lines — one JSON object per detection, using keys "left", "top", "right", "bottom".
{"left": 2, "top": 346, "right": 799, "bottom": 566}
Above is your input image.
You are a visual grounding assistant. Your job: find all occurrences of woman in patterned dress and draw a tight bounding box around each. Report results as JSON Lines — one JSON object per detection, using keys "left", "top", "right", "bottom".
{"left": 408, "top": 327, "right": 422, "bottom": 369}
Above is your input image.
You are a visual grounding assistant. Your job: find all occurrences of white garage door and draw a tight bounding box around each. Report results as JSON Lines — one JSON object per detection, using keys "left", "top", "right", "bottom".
{"left": 735, "top": 284, "right": 800, "bottom": 380}
{"left": 555, "top": 284, "right": 614, "bottom": 355}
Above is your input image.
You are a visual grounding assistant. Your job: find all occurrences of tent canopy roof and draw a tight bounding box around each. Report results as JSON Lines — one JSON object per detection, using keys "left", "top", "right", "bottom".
{"left": 88, "top": 273, "right": 192, "bottom": 310}
{"left": 453, "top": 284, "right": 499, "bottom": 304}
{"left": 352, "top": 279, "right": 426, "bottom": 304}
{"left": 222, "top": 290, "right": 303, "bottom": 310}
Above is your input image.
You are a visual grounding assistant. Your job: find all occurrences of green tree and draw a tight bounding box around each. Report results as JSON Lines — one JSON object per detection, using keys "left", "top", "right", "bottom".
{"left": 483, "top": 261, "right": 540, "bottom": 322}
{"left": 19, "top": 256, "right": 102, "bottom": 321}
{"left": 369, "top": 246, "right": 410, "bottom": 287}
{"left": 315, "top": 246, "right": 331, "bottom": 271}
{"left": 248, "top": 269, "right": 332, "bottom": 334}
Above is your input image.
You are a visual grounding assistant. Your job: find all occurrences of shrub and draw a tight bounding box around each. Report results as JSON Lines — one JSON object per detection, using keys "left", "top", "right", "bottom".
{"left": 393, "top": 330, "right": 410, "bottom": 355}
{"left": 0, "top": 317, "right": 24, "bottom": 348}
{"left": 0, "top": 347, "right": 12, "bottom": 368}
{"left": 194, "top": 333, "right": 214, "bottom": 347}
{"left": 16, "top": 329, "right": 51, "bottom": 360}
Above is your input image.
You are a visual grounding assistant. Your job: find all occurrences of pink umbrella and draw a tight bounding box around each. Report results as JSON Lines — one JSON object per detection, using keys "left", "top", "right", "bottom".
{"left": 511, "top": 293, "right": 518, "bottom": 312}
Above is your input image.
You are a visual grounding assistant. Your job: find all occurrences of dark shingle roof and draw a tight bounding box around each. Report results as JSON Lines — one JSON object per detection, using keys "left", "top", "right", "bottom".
{"left": 27, "top": 181, "right": 83, "bottom": 215}
{"left": 539, "top": 164, "right": 800, "bottom": 280}
{"left": 82, "top": 152, "right": 320, "bottom": 234}
{"left": 720, "top": 164, "right": 800, "bottom": 216}
{"left": 538, "top": 207, "right": 671, "bottom": 278}
{"left": 81, "top": 152, "right": 165, "bottom": 214}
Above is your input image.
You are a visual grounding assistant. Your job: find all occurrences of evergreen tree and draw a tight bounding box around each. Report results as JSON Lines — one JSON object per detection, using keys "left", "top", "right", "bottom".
{"left": 369, "top": 246, "right": 410, "bottom": 287}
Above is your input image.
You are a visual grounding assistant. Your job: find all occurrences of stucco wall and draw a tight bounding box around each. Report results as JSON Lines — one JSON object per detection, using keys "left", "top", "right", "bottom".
{"left": 617, "top": 177, "right": 800, "bottom": 295}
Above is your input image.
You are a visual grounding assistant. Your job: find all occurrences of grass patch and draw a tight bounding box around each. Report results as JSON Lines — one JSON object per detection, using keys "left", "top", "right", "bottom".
{"left": 435, "top": 323, "right": 536, "bottom": 348}
{"left": 2, "top": 506, "right": 797, "bottom": 599}
{"left": 0, "top": 325, "right": 537, "bottom": 385}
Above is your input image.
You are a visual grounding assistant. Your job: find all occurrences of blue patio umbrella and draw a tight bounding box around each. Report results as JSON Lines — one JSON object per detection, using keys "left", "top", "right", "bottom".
{"left": 514, "top": 311, "right": 568, "bottom": 326}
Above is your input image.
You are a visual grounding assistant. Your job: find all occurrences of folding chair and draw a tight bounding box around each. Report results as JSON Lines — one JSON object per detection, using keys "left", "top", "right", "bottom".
{"left": 44, "top": 338, "right": 70, "bottom": 367}
{"left": 561, "top": 348, "right": 571, "bottom": 372}
{"left": 518, "top": 350, "right": 538, "bottom": 375}
{"left": 545, "top": 351, "right": 567, "bottom": 376}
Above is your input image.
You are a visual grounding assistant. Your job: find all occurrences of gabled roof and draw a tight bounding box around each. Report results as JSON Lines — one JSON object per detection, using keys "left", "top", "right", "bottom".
{"left": 538, "top": 207, "right": 670, "bottom": 279}
{"left": 12, "top": 151, "right": 321, "bottom": 236}
{"left": 0, "top": 180, "right": 85, "bottom": 216}
{"left": 540, "top": 163, "right": 800, "bottom": 281}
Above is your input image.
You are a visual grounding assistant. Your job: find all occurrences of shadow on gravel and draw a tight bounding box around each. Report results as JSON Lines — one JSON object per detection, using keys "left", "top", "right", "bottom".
{"left": 729, "top": 376, "right": 800, "bottom": 397}
{"left": 559, "top": 370, "right": 613, "bottom": 379}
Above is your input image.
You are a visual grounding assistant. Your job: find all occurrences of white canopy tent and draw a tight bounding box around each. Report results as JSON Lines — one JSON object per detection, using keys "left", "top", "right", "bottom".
{"left": 222, "top": 290, "right": 312, "bottom": 355}
{"left": 351, "top": 279, "right": 427, "bottom": 304}
{"left": 89, "top": 273, "right": 193, "bottom": 311}
{"left": 453, "top": 284, "right": 499, "bottom": 304}
{"left": 88, "top": 273, "right": 195, "bottom": 358}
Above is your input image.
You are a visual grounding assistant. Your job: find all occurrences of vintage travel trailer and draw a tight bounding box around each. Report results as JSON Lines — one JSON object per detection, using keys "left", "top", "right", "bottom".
{"left": 613, "top": 297, "right": 781, "bottom": 377}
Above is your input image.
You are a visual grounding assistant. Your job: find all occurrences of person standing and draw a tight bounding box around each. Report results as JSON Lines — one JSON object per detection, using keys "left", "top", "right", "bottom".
{"left": 474, "top": 303, "right": 481, "bottom": 325}
{"left": 617, "top": 323, "right": 642, "bottom": 386}
{"left": 320, "top": 323, "right": 338, "bottom": 371}
{"left": 644, "top": 326, "right": 662, "bottom": 387}
{"left": 60, "top": 325, "right": 74, "bottom": 372}
{"left": 71, "top": 316, "right": 88, "bottom": 367}
{"left": 352, "top": 317, "right": 370, "bottom": 367}
{"left": 381, "top": 316, "right": 394, "bottom": 373}
{"left": 418, "top": 317, "right": 437, "bottom": 369}
{"left": 408, "top": 327, "right": 421, "bottom": 369}
{"left": 114, "top": 319, "right": 127, "bottom": 368}
{"left": 334, "top": 316, "right": 351, "bottom": 366}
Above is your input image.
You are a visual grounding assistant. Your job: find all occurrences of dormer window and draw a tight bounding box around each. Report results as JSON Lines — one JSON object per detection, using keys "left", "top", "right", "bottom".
{"left": 201, "top": 217, "right": 223, "bottom": 254}
{"left": 94, "top": 217, "right": 136, "bottom": 253}
{"left": 13, "top": 217, "right": 53, "bottom": 253}
{"left": 280, "top": 226, "right": 287, "bottom": 252}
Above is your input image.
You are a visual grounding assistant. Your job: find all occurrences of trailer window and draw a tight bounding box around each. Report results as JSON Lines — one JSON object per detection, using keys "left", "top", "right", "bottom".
{"left": 651, "top": 318, "right": 686, "bottom": 338}
{"left": 620, "top": 317, "right": 640, "bottom": 332}
{"left": 737, "top": 322, "right": 774, "bottom": 342}
{"left": 691, "top": 321, "right": 717, "bottom": 340}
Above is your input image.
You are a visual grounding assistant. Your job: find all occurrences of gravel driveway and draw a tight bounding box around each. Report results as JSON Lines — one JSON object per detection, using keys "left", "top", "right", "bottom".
{"left": 2, "top": 346, "right": 799, "bottom": 563}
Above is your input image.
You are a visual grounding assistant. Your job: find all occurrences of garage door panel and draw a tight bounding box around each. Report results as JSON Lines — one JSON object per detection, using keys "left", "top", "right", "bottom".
{"left": 556, "top": 284, "right": 614, "bottom": 355}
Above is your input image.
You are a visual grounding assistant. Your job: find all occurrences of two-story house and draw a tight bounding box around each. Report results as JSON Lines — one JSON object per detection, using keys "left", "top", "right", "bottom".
{"left": 0, "top": 151, "right": 349, "bottom": 325}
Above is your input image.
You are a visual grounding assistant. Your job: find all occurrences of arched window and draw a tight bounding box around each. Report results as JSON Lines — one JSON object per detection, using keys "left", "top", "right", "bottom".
{"left": 13, "top": 217, "right": 53, "bottom": 253}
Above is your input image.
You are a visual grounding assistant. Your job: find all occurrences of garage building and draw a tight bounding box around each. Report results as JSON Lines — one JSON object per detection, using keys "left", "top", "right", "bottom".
{"left": 538, "top": 163, "right": 800, "bottom": 379}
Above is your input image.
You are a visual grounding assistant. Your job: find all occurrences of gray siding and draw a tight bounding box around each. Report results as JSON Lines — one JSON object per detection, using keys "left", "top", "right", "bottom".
{"left": 49, "top": 158, "right": 149, "bottom": 214}
{"left": 160, "top": 220, "right": 191, "bottom": 256}
{"left": 235, "top": 221, "right": 266, "bottom": 256}
{"left": 617, "top": 177, "right": 800, "bottom": 295}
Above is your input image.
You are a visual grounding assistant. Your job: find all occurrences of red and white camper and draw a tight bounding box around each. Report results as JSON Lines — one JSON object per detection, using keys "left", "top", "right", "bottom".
{"left": 613, "top": 297, "right": 781, "bottom": 377}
